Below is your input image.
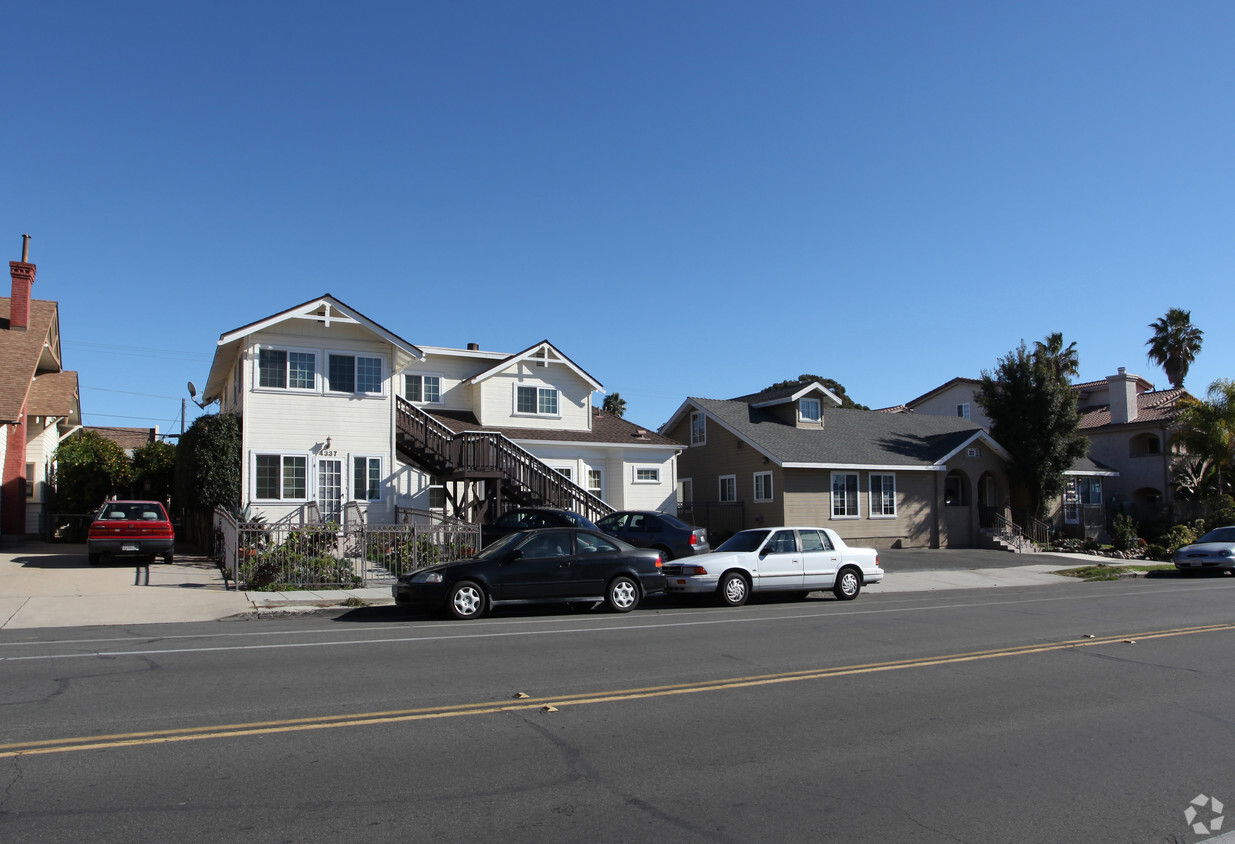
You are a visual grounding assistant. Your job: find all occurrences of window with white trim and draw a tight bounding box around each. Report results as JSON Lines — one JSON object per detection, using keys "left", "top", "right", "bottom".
{"left": 327, "top": 353, "right": 383, "bottom": 395}
{"left": 753, "top": 471, "right": 773, "bottom": 502}
{"left": 254, "top": 454, "right": 308, "bottom": 500}
{"left": 404, "top": 373, "right": 442, "bottom": 404}
{"left": 25, "top": 462, "right": 35, "bottom": 498}
{"left": 831, "top": 472, "right": 859, "bottom": 518}
{"left": 634, "top": 467, "right": 661, "bottom": 484}
{"left": 799, "top": 398, "right": 821, "bottom": 423}
{"left": 869, "top": 473, "right": 896, "bottom": 517}
{"left": 258, "top": 348, "right": 317, "bottom": 391}
{"left": 587, "top": 468, "right": 603, "bottom": 496}
{"left": 515, "top": 385, "right": 559, "bottom": 416}
{"left": 690, "top": 412, "right": 706, "bottom": 446}
{"left": 552, "top": 466, "right": 574, "bottom": 481}
{"left": 719, "top": 475, "right": 737, "bottom": 503}
{"left": 957, "top": 403, "right": 970, "bottom": 419}
{"left": 428, "top": 476, "right": 446, "bottom": 511}
{"left": 351, "top": 455, "right": 383, "bottom": 502}
{"left": 677, "top": 478, "right": 693, "bottom": 505}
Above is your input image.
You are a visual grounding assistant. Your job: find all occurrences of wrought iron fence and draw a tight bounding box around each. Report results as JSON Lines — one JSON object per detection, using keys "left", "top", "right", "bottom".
{"left": 212, "top": 506, "right": 480, "bottom": 591}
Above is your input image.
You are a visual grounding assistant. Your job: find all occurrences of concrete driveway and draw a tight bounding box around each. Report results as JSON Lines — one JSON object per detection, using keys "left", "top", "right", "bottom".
{"left": 0, "top": 542, "right": 251, "bottom": 629}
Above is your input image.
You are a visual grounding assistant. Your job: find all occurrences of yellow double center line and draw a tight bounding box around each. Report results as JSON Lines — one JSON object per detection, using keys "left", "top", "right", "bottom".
{"left": 4, "top": 622, "right": 1233, "bottom": 759}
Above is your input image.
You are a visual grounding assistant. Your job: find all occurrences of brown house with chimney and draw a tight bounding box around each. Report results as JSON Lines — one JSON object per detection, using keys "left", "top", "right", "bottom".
{"left": 1, "top": 236, "right": 81, "bottom": 540}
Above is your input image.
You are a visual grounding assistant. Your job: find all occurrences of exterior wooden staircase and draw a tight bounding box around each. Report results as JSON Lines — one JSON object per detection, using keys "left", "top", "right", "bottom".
{"left": 394, "top": 396, "right": 614, "bottom": 525}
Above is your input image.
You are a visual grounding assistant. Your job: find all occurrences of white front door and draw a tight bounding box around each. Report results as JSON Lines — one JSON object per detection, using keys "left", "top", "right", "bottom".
{"left": 318, "top": 458, "right": 343, "bottom": 523}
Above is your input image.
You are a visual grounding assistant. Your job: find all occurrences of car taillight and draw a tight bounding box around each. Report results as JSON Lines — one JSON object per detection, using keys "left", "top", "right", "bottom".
{"left": 688, "top": 533, "right": 697, "bottom": 546}
{"left": 88, "top": 523, "right": 106, "bottom": 538}
{"left": 874, "top": 553, "right": 880, "bottom": 567}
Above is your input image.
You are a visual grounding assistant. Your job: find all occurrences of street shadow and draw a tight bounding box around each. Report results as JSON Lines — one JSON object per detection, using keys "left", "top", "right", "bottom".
{"left": 1145, "top": 569, "right": 1231, "bottom": 579}
{"left": 13, "top": 552, "right": 148, "bottom": 570}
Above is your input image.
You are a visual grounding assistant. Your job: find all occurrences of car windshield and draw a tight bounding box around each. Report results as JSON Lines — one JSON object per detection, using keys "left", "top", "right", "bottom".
{"left": 98, "top": 503, "right": 165, "bottom": 521}
{"left": 716, "top": 530, "right": 770, "bottom": 553}
{"left": 475, "top": 532, "right": 525, "bottom": 559}
{"left": 1199, "top": 527, "right": 1235, "bottom": 544}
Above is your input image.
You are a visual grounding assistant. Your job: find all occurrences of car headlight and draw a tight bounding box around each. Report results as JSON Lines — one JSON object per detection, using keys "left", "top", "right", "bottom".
{"left": 412, "top": 571, "right": 444, "bottom": 583}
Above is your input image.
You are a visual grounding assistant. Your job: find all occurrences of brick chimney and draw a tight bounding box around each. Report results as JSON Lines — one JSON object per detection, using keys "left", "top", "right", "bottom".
{"left": 8, "top": 234, "right": 35, "bottom": 331}
{"left": 1106, "top": 367, "right": 1139, "bottom": 425}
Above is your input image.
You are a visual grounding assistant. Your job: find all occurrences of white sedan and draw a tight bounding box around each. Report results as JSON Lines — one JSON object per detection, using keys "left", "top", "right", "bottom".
{"left": 661, "top": 526, "right": 883, "bottom": 606}
{"left": 1174, "top": 526, "right": 1235, "bottom": 573}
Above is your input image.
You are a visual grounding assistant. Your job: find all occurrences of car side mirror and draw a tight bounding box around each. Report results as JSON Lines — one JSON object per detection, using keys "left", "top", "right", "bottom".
{"left": 507, "top": 549, "right": 523, "bottom": 562}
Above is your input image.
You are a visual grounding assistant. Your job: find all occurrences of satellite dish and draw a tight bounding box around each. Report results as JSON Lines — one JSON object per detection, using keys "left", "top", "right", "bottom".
{"left": 187, "top": 381, "right": 198, "bottom": 398}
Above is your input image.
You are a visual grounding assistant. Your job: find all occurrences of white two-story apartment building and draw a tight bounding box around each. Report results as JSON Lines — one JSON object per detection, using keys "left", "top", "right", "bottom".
{"left": 201, "top": 295, "right": 681, "bottom": 525}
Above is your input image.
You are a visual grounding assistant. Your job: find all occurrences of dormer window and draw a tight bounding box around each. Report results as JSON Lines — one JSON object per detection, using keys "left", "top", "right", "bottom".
{"left": 516, "top": 385, "right": 559, "bottom": 416}
{"left": 799, "top": 398, "right": 822, "bottom": 423}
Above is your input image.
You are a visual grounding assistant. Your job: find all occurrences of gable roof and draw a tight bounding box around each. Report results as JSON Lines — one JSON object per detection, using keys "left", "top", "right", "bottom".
{"left": 0, "top": 297, "right": 61, "bottom": 423}
{"left": 202, "top": 294, "right": 424, "bottom": 401}
{"left": 468, "top": 340, "right": 603, "bottom": 392}
{"left": 679, "top": 396, "right": 1006, "bottom": 470}
{"left": 905, "top": 377, "right": 982, "bottom": 409}
{"left": 731, "top": 381, "right": 843, "bottom": 409}
{"left": 84, "top": 426, "right": 157, "bottom": 452}
{"left": 27, "top": 370, "right": 81, "bottom": 423}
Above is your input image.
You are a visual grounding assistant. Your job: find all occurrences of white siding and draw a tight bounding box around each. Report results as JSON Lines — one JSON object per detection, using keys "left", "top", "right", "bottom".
{"left": 24, "top": 419, "right": 59, "bottom": 534}
{"left": 475, "top": 364, "right": 593, "bottom": 430}
{"left": 241, "top": 324, "right": 399, "bottom": 523}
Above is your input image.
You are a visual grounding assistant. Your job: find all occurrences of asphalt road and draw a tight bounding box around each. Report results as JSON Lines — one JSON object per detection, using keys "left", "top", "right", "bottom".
{"left": 3, "top": 576, "right": 1235, "bottom": 842}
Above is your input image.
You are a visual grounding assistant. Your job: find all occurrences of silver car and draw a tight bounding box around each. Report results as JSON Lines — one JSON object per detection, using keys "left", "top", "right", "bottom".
{"left": 662, "top": 526, "right": 883, "bottom": 606}
{"left": 1174, "top": 526, "right": 1235, "bottom": 573}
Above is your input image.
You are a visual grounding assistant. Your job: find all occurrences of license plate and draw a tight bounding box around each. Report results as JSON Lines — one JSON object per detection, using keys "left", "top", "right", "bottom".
{"left": 122, "top": 544, "right": 139, "bottom": 552}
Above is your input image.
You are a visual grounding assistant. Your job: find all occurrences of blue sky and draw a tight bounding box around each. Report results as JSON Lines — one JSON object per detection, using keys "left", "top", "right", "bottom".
{"left": 6, "top": 1, "right": 1233, "bottom": 435}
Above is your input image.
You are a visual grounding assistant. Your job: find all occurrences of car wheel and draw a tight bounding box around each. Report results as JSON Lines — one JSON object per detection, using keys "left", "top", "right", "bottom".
{"left": 88, "top": 553, "right": 101, "bottom": 566}
{"left": 606, "top": 576, "right": 640, "bottom": 613}
{"left": 833, "top": 568, "right": 861, "bottom": 600}
{"left": 656, "top": 546, "right": 674, "bottom": 563}
{"left": 718, "top": 572, "right": 749, "bottom": 607}
{"left": 447, "top": 581, "right": 486, "bottom": 619}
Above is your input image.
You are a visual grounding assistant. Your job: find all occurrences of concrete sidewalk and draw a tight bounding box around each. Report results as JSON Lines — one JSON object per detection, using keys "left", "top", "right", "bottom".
{"left": 0, "top": 541, "right": 1101, "bottom": 630}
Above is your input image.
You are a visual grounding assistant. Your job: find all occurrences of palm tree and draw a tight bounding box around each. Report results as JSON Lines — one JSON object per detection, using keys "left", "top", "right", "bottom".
{"left": 602, "top": 392, "right": 627, "bottom": 418}
{"left": 1147, "top": 308, "right": 1203, "bottom": 390}
{"left": 1033, "top": 332, "right": 1079, "bottom": 381}
{"left": 1172, "top": 379, "right": 1235, "bottom": 497}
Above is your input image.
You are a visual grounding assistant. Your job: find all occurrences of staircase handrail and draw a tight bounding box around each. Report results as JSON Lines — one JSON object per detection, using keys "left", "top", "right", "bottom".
{"left": 989, "top": 510, "right": 1046, "bottom": 550}
{"left": 395, "top": 397, "right": 614, "bottom": 522}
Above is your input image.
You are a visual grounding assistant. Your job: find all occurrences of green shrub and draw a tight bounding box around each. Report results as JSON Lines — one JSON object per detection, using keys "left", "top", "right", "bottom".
{"left": 1161, "top": 523, "right": 1198, "bottom": 551}
{"left": 1207, "top": 495, "right": 1235, "bottom": 529}
{"left": 1144, "top": 543, "right": 1171, "bottom": 562}
{"left": 1110, "top": 514, "right": 1140, "bottom": 552}
{"left": 238, "top": 525, "right": 359, "bottom": 591}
